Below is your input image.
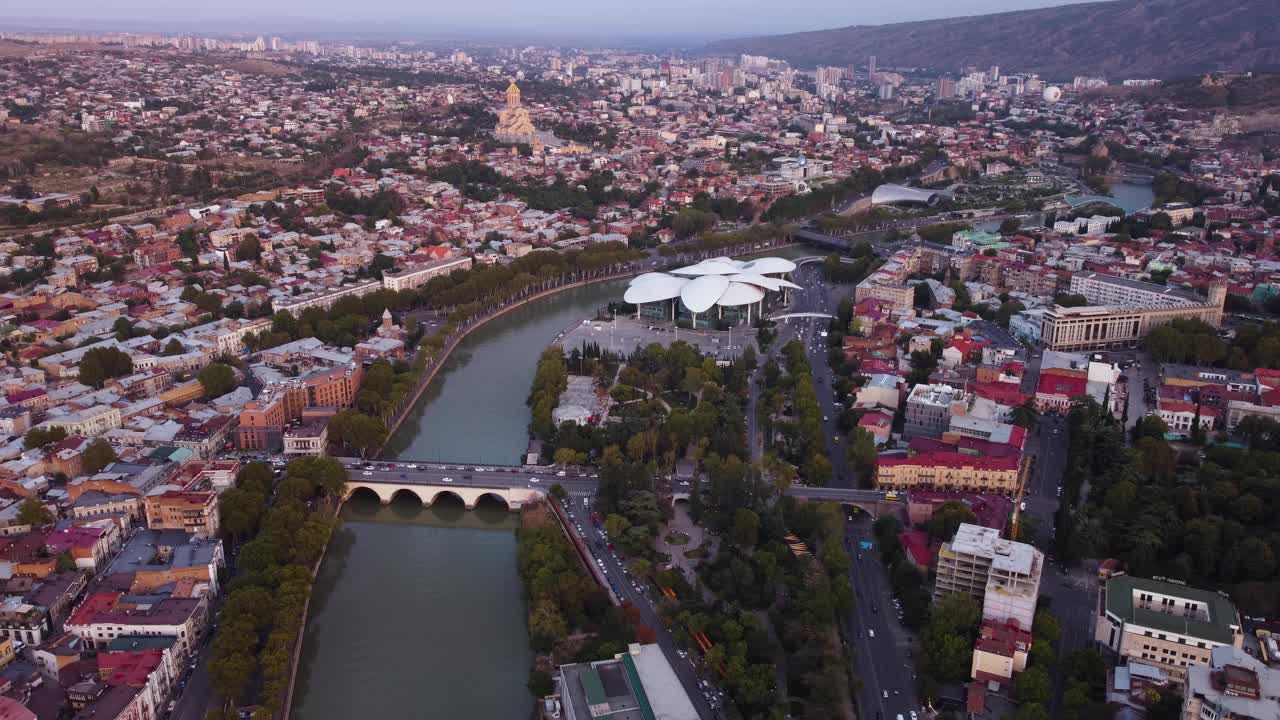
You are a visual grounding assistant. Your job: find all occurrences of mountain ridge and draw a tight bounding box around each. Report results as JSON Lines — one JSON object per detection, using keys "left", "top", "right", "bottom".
{"left": 705, "top": 0, "right": 1280, "bottom": 80}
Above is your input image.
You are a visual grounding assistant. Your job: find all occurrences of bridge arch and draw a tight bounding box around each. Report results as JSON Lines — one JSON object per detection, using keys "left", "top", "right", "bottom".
{"left": 346, "top": 485, "right": 387, "bottom": 505}
{"left": 474, "top": 492, "right": 512, "bottom": 511}
{"left": 388, "top": 487, "right": 427, "bottom": 506}
{"left": 427, "top": 488, "right": 467, "bottom": 508}
{"left": 341, "top": 479, "right": 545, "bottom": 512}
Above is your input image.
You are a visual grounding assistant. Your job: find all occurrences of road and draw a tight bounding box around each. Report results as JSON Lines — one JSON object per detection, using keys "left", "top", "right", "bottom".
{"left": 560, "top": 494, "right": 725, "bottom": 719}
{"left": 767, "top": 259, "right": 852, "bottom": 487}
{"left": 332, "top": 457, "right": 599, "bottom": 494}
{"left": 846, "top": 515, "right": 921, "bottom": 720}
{"left": 171, "top": 638, "right": 214, "bottom": 720}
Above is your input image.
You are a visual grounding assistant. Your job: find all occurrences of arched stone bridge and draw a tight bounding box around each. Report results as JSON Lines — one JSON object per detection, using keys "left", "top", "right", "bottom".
{"left": 344, "top": 480, "right": 545, "bottom": 511}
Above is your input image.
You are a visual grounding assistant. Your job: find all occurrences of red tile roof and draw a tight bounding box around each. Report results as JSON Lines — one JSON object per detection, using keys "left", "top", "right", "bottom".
{"left": 973, "top": 381, "right": 1030, "bottom": 407}
{"left": 879, "top": 451, "right": 1019, "bottom": 472}
{"left": 97, "top": 649, "right": 163, "bottom": 688}
{"left": 1036, "top": 373, "right": 1087, "bottom": 397}
{"left": 899, "top": 530, "right": 932, "bottom": 568}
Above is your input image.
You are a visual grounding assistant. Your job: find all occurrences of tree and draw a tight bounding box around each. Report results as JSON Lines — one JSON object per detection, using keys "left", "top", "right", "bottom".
{"left": 82, "top": 439, "right": 117, "bottom": 474}
{"left": 527, "top": 670, "right": 554, "bottom": 697}
{"left": 1014, "top": 666, "right": 1052, "bottom": 705}
{"left": 23, "top": 426, "right": 67, "bottom": 450}
{"left": 17, "top": 497, "right": 52, "bottom": 527}
{"left": 78, "top": 346, "right": 134, "bottom": 388}
{"left": 846, "top": 427, "right": 878, "bottom": 484}
{"left": 328, "top": 411, "right": 387, "bottom": 458}
{"left": 162, "top": 338, "right": 185, "bottom": 356}
{"left": 198, "top": 363, "right": 238, "bottom": 400}
{"left": 1010, "top": 398, "right": 1039, "bottom": 430}
{"left": 927, "top": 500, "right": 977, "bottom": 541}
{"left": 56, "top": 550, "right": 77, "bottom": 572}
{"left": 730, "top": 508, "right": 760, "bottom": 549}
{"left": 237, "top": 234, "right": 262, "bottom": 263}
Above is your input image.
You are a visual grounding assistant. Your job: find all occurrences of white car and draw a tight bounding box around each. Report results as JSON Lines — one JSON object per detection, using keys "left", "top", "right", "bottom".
{"left": 441, "top": 477, "right": 454, "bottom": 483}
{"left": 868, "top": 629, "right": 875, "bottom": 638}
{"left": 530, "top": 478, "right": 540, "bottom": 483}
{"left": 361, "top": 471, "right": 372, "bottom": 476}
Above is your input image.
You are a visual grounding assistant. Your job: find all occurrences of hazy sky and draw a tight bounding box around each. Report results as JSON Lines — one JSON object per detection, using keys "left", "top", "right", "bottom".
{"left": 4, "top": 0, "right": 1099, "bottom": 43}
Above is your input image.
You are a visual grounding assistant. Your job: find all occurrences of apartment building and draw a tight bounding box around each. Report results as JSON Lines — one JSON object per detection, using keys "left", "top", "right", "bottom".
{"left": 238, "top": 361, "right": 361, "bottom": 451}
{"left": 904, "top": 383, "right": 970, "bottom": 439}
{"left": 381, "top": 255, "right": 473, "bottom": 292}
{"left": 144, "top": 491, "right": 219, "bottom": 537}
{"left": 1040, "top": 303, "right": 1223, "bottom": 352}
{"left": 66, "top": 592, "right": 208, "bottom": 661}
{"left": 1095, "top": 575, "right": 1243, "bottom": 683}
{"left": 272, "top": 278, "right": 381, "bottom": 316}
{"left": 1038, "top": 275, "right": 1227, "bottom": 352}
{"left": 1182, "top": 646, "right": 1280, "bottom": 720}
{"left": 875, "top": 452, "right": 1019, "bottom": 495}
{"left": 935, "top": 523, "right": 1043, "bottom": 631}
{"left": 40, "top": 405, "right": 123, "bottom": 438}
{"left": 1070, "top": 272, "right": 1205, "bottom": 310}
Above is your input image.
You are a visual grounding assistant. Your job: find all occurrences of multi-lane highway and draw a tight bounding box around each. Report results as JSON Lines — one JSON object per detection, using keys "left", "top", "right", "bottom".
{"left": 846, "top": 515, "right": 924, "bottom": 720}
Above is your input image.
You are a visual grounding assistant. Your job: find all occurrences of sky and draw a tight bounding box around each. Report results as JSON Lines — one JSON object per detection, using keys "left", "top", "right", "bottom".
{"left": 3, "top": 0, "right": 1102, "bottom": 44}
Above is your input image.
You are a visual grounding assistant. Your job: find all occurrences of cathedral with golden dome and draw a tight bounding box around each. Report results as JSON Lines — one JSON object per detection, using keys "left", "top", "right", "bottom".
{"left": 494, "top": 80, "right": 539, "bottom": 145}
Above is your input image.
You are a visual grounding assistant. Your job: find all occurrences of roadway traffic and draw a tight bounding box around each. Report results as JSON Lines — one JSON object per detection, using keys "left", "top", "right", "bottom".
{"left": 332, "top": 457, "right": 599, "bottom": 495}
{"left": 559, "top": 494, "right": 725, "bottom": 719}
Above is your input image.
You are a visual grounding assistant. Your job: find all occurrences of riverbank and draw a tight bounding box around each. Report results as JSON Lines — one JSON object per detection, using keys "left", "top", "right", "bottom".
{"left": 378, "top": 239, "right": 797, "bottom": 460}
{"left": 376, "top": 267, "right": 637, "bottom": 455}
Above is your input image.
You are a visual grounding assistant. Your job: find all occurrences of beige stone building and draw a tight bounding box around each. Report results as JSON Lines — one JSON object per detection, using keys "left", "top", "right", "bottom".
{"left": 1095, "top": 575, "right": 1242, "bottom": 683}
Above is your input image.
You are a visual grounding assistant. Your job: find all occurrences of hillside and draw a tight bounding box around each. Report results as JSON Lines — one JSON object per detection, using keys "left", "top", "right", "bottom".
{"left": 705, "top": 0, "right": 1280, "bottom": 80}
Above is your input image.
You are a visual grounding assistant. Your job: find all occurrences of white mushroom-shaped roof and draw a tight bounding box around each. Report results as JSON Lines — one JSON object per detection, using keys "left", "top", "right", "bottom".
{"left": 624, "top": 257, "right": 796, "bottom": 312}
{"left": 671, "top": 259, "right": 743, "bottom": 276}
{"left": 680, "top": 275, "right": 731, "bottom": 313}
{"left": 717, "top": 282, "right": 767, "bottom": 307}
{"left": 740, "top": 257, "right": 797, "bottom": 275}
{"left": 624, "top": 274, "right": 688, "bottom": 303}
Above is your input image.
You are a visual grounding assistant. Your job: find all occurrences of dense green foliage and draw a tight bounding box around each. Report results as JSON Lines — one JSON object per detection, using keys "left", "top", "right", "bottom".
{"left": 516, "top": 523, "right": 634, "bottom": 658}
{"left": 1058, "top": 397, "right": 1280, "bottom": 614}
{"left": 208, "top": 459, "right": 346, "bottom": 717}
{"left": 82, "top": 438, "right": 117, "bottom": 475}
{"left": 198, "top": 362, "right": 237, "bottom": 400}
{"left": 22, "top": 426, "right": 67, "bottom": 450}
{"left": 759, "top": 344, "right": 826, "bottom": 483}
{"left": 78, "top": 346, "right": 134, "bottom": 387}
{"left": 1144, "top": 318, "right": 1280, "bottom": 369}
{"left": 529, "top": 348, "right": 569, "bottom": 438}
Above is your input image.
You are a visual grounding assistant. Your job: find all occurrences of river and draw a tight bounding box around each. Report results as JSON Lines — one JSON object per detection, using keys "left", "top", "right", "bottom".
{"left": 291, "top": 494, "right": 530, "bottom": 720}
{"left": 1109, "top": 181, "right": 1156, "bottom": 215}
{"left": 291, "top": 244, "right": 840, "bottom": 720}
{"left": 381, "top": 280, "right": 630, "bottom": 464}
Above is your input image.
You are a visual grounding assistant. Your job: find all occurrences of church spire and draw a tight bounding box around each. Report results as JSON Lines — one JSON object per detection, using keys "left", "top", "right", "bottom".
{"left": 505, "top": 80, "right": 521, "bottom": 108}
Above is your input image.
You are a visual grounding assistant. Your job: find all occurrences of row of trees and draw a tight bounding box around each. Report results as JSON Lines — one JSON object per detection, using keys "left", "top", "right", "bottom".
{"left": 207, "top": 459, "right": 346, "bottom": 719}
{"left": 777, "top": 340, "right": 833, "bottom": 485}
{"left": 1144, "top": 318, "right": 1280, "bottom": 370}
{"left": 516, "top": 522, "right": 636, "bottom": 660}
{"left": 528, "top": 348, "right": 569, "bottom": 439}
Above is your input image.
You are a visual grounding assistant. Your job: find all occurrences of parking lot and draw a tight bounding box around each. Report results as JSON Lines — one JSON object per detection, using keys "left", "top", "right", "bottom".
{"left": 555, "top": 316, "right": 755, "bottom": 361}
